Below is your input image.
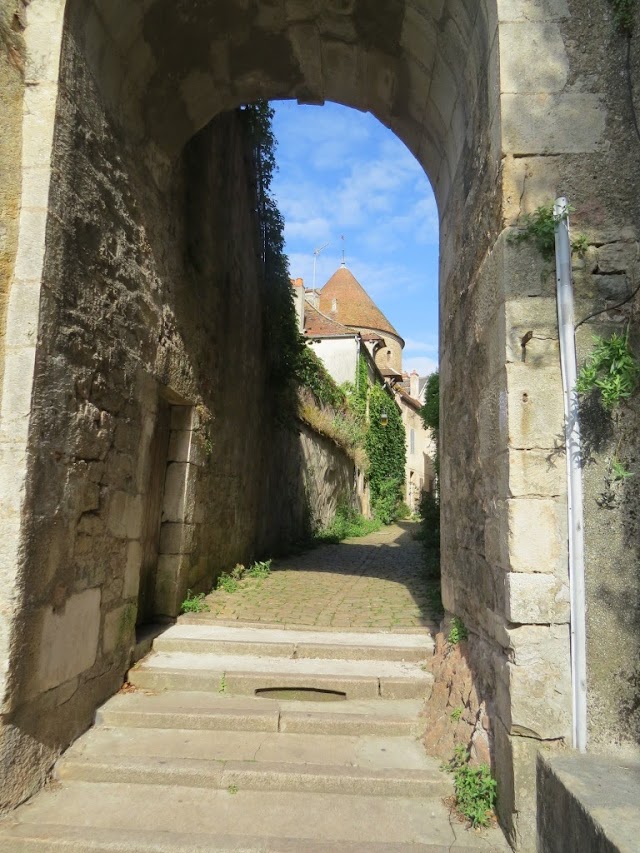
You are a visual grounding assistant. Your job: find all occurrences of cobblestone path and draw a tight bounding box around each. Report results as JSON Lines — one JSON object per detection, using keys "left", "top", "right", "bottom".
{"left": 203, "top": 521, "right": 440, "bottom": 630}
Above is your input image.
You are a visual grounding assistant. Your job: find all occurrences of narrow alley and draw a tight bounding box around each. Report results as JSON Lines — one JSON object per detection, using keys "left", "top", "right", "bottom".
{"left": 0, "top": 524, "right": 508, "bottom": 851}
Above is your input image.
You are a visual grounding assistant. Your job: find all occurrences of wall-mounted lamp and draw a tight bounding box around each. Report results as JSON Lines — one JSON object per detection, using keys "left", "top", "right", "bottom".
{"left": 380, "top": 411, "right": 389, "bottom": 427}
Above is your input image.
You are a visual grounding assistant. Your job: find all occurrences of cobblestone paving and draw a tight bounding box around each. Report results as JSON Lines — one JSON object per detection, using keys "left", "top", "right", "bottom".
{"left": 203, "top": 521, "right": 439, "bottom": 630}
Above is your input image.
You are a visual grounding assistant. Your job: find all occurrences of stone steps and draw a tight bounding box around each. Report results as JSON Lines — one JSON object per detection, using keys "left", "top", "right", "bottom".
{"left": 0, "top": 783, "right": 469, "bottom": 850}
{"left": 0, "top": 621, "right": 508, "bottom": 852}
{"left": 0, "top": 821, "right": 460, "bottom": 853}
{"left": 152, "top": 624, "right": 434, "bottom": 662}
{"left": 96, "top": 691, "right": 425, "bottom": 736}
{"left": 128, "top": 651, "right": 433, "bottom": 699}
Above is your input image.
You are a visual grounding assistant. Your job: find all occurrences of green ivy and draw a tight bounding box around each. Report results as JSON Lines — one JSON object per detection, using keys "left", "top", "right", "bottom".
{"left": 240, "top": 102, "right": 303, "bottom": 423}
{"left": 366, "top": 384, "right": 406, "bottom": 521}
{"left": 419, "top": 371, "right": 439, "bottom": 434}
{"left": 343, "top": 355, "right": 369, "bottom": 425}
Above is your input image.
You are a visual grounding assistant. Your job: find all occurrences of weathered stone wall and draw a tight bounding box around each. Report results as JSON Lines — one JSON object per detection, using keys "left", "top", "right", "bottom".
{"left": 2, "top": 0, "right": 639, "bottom": 848}
{"left": 0, "top": 22, "right": 316, "bottom": 808}
{"left": 0, "top": 0, "right": 24, "bottom": 389}
{"left": 258, "top": 421, "right": 367, "bottom": 552}
{"left": 442, "top": 1, "right": 640, "bottom": 847}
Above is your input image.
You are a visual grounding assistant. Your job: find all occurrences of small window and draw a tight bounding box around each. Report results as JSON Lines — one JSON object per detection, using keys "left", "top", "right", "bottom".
{"left": 410, "top": 429, "right": 415, "bottom": 455}
{"left": 332, "top": 298, "right": 337, "bottom": 312}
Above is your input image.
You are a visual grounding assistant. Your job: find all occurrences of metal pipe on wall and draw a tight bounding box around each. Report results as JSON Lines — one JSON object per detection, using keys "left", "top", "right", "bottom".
{"left": 554, "top": 196, "right": 587, "bottom": 752}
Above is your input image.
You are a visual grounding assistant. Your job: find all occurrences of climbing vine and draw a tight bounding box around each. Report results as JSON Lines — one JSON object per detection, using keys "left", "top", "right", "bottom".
{"left": 366, "top": 384, "right": 406, "bottom": 523}
{"left": 240, "top": 102, "right": 303, "bottom": 421}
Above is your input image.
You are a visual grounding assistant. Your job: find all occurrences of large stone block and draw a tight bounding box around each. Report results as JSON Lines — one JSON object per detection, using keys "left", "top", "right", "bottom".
{"left": 499, "top": 23, "right": 567, "bottom": 94}
{"left": 508, "top": 449, "right": 565, "bottom": 498}
{"left": 162, "top": 462, "right": 197, "bottom": 523}
{"left": 494, "top": 717, "right": 545, "bottom": 853}
{"left": 502, "top": 94, "right": 606, "bottom": 155}
{"left": 497, "top": 0, "right": 570, "bottom": 21}
{"left": 496, "top": 624, "right": 571, "bottom": 740}
{"left": 506, "top": 362, "right": 563, "bottom": 450}
{"left": 505, "top": 572, "right": 569, "bottom": 624}
{"left": 35, "top": 588, "right": 101, "bottom": 695}
{"left": 506, "top": 498, "right": 566, "bottom": 575}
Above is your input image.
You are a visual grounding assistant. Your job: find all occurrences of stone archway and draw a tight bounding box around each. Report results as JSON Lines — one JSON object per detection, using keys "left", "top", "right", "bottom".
{"left": 2, "top": 0, "right": 631, "bottom": 848}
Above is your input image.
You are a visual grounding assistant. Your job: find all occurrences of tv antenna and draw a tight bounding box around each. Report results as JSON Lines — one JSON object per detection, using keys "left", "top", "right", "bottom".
{"left": 312, "top": 242, "right": 330, "bottom": 290}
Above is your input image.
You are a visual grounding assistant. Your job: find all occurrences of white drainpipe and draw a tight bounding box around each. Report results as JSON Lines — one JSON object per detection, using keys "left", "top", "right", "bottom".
{"left": 554, "top": 197, "right": 587, "bottom": 752}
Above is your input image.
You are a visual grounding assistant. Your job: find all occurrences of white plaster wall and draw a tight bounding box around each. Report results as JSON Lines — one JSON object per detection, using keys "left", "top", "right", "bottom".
{"left": 308, "top": 337, "right": 359, "bottom": 387}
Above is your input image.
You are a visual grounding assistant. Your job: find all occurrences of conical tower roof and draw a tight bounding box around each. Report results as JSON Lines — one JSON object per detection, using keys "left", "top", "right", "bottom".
{"left": 318, "top": 266, "right": 403, "bottom": 345}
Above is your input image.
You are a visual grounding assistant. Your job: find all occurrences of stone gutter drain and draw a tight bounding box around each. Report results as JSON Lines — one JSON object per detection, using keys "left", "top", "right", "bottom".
{"left": 554, "top": 197, "right": 587, "bottom": 752}
{"left": 255, "top": 688, "right": 346, "bottom": 701}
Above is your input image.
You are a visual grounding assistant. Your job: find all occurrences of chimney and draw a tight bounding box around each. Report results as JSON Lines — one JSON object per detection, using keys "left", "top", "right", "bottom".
{"left": 290, "top": 278, "right": 305, "bottom": 333}
{"left": 305, "top": 289, "right": 320, "bottom": 309}
{"left": 410, "top": 370, "right": 420, "bottom": 399}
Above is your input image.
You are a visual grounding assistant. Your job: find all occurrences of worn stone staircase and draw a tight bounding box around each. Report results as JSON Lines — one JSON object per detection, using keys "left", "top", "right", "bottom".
{"left": 0, "top": 622, "right": 509, "bottom": 851}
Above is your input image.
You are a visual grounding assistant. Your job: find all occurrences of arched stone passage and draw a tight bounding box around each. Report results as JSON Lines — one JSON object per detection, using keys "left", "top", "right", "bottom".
{"left": 2, "top": 0, "right": 638, "bottom": 849}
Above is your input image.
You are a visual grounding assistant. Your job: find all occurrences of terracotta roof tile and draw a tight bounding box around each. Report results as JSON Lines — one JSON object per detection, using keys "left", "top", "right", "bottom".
{"left": 303, "top": 301, "right": 355, "bottom": 338}
{"left": 319, "top": 266, "right": 403, "bottom": 343}
{"left": 395, "top": 384, "right": 423, "bottom": 411}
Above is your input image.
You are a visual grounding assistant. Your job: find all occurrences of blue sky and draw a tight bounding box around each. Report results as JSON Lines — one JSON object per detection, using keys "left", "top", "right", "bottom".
{"left": 271, "top": 100, "right": 440, "bottom": 378}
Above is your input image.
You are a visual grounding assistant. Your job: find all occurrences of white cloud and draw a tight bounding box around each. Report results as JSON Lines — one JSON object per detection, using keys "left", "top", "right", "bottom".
{"left": 403, "top": 356, "right": 439, "bottom": 377}
{"left": 404, "top": 337, "right": 439, "bottom": 353}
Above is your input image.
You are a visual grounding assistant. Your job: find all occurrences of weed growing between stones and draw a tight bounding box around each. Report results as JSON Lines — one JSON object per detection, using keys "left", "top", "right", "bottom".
{"left": 316, "top": 502, "right": 382, "bottom": 544}
{"left": 444, "top": 744, "right": 497, "bottom": 828}
{"left": 216, "top": 560, "right": 273, "bottom": 593}
{"left": 508, "top": 203, "right": 588, "bottom": 260}
{"left": 576, "top": 331, "right": 639, "bottom": 411}
{"left": 448, "top": 617, "right": 468, "bottom": 645}
{"left": 180, "top": 590, "right": 210, "bottom": 614}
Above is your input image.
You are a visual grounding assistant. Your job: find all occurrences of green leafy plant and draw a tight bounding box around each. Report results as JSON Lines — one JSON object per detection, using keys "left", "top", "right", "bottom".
{"left": 443, "top": 745, "right": 497, "bottom": 827}
{"left": 216, "top": 573, "right": 240, "bottom": 594}
{"left": 611, "top": 457, "right": 634, "bottom": 481}
{"left": 316, "top": 501, "right": 382, "bottom": 544}
{"left": 576, "top": 332, "right": 639, "bottom": 411}
{"left": 227, "top": 784, "right": 238, "bottom": 795}
{"left": 448, "top": 617, "right": 468, "bottom": 645}
{"left": 450, "top": 707, "right": 463, "bottom": 722}
{"left": 218, "top": 674, "right": 227, "bottom": 694}
{"left": 509, "top": 203, "right": 588, "bottom": 260}
{"left": 247, "top": 559, "right": 272, "bottom": 579}
{"left": 180, "top": 590, "right": 210, "bottom": 614}
{"left": 454, "top": 763, "right": 497, "bottom": 827}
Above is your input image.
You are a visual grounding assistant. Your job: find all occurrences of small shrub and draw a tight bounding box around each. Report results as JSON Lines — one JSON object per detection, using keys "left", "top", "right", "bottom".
{"left": 448, "top": 616, "right": 468, "bottom": 645}
{"left": 180, "top": 590, "right": 209, "bottom": 614}
{"left": 450, "top": 707, "right": 463, "bottom": 722}
{"left": 453, "top": 763, "right": 497, "bottom": 827}
{"left": 444, "top": 744, "right": 497, "bottom": 828}
{"left": 576, "top": 332, "right": 639, "bottom": 411}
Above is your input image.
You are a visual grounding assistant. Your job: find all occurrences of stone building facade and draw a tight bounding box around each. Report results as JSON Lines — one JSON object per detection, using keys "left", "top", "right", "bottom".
{"left": 1, "top": 2, "right": 639, "bottom": 850}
